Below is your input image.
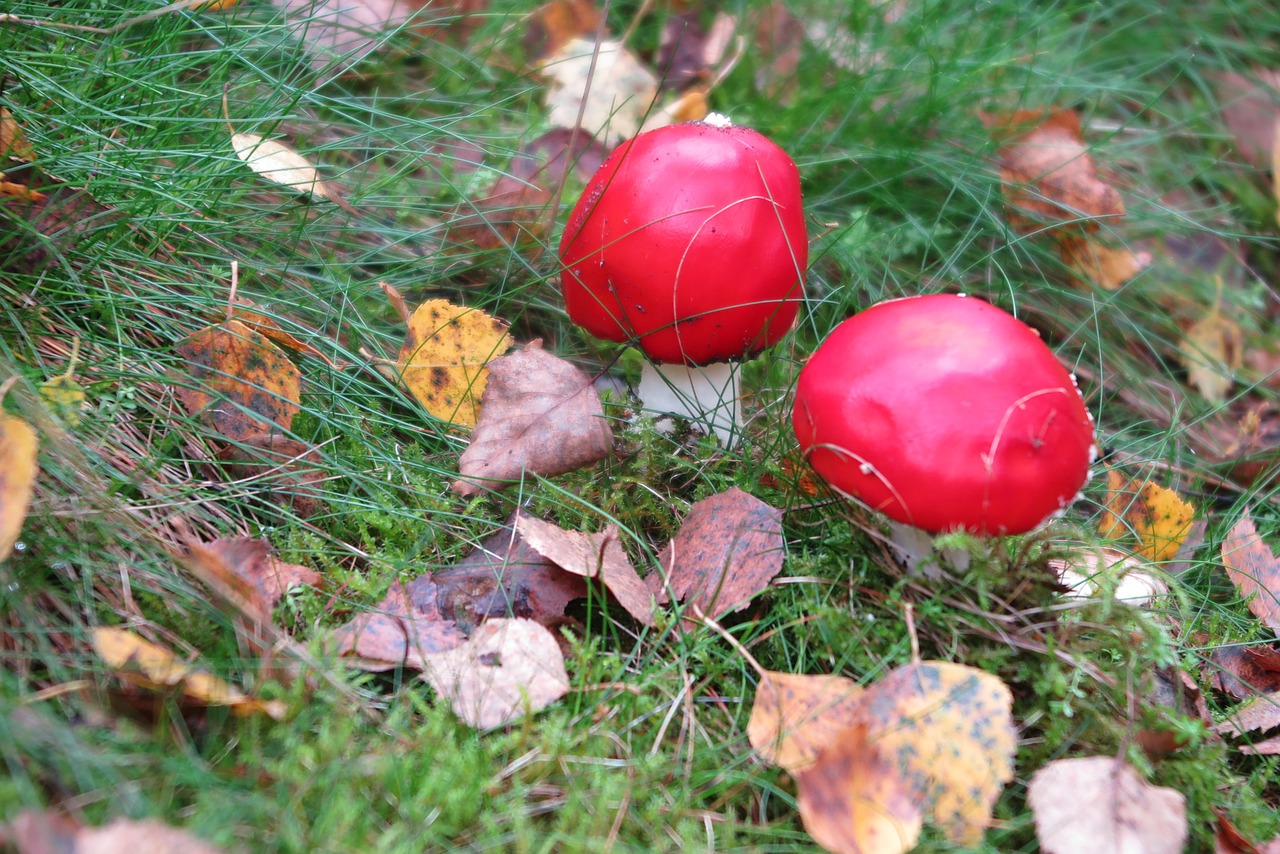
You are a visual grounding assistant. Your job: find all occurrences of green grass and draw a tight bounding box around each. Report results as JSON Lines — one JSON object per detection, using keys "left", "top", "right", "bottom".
{"left": 4, "top": 0, "right": 1280, "bottom": 850}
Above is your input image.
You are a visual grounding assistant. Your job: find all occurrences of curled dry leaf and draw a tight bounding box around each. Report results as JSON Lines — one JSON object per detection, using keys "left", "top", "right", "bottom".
{"left": 541, "top": 38, "right": 659, "bottom": 146}
{"left": 397, "top": 299, "right": 512, "bottom": 428}
{"left": 796, "top": 724, "right": 924, "bottom": 854}
{"left": 747, "top": 670, "right": 864, "bottom": 773}
{"left": 434, "top": 523, "right": 589, "bottom": 633}
{"left": 1215, "top": 690, "right": 1280, "bottom": 736}
{"left": 190, "top": 537, "right": 320, "bottom": 621}
{"left": 453, "top": 344, "right": 613, "bottom": 495}
{"left": 1221, "top": 510, "right": 1280, "bottom": 634}
{"left": 514, "top": 514, "right": 654, "bottom": 626}
{"left": 4, "top": 812, "right": 227, "bottom": 854}
{"left": 332, "top": 576, "right": 467, "bottom": 671}
{"left": 0, "top": 411, "right": 38, "bottom": 562}
{"left": 1098, "top": 470, "right": 1195, "bottom": 562}
{"left": 651, "top": 487, "right": 784, "bottom": 621}
{"left": 175, "top": 319, "right": 302, "bottom": 442}
{"left": 1210, "top": 643, "right": 1280, "bottom": 700}
{"left": 422, "top": 617, "right": 570, "bottom": 728}
{"left": 1028, "top": 756, "right": 1188, "bottom": 854}
{"left": 91, "top": 627, "right": 285, "bottom": 720}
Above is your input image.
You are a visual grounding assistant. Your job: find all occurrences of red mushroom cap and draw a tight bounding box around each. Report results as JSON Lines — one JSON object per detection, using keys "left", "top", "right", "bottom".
{"left": 558, "top": 119, "right": 808, "bottom": 366}
{"left": 792, "top": 294, "right": 1097, "bottom": 536}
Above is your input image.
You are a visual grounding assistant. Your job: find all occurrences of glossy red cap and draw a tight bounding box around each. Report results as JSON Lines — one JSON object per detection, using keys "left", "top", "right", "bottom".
{"left": 793, "top": 294, "right": 1097, "bottom": 535}
{"left": 558, "top": 120, "right": 807, "bottom": 365}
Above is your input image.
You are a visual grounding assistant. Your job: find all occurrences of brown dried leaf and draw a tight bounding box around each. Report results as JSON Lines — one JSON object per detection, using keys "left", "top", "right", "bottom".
{"left": 749, "top": 3, "right": 804, "bottom": 103}
{"left": 0, "top": 412, "right": 38, "bottom": 562}
{"left": 422, "top": 617, "right": 570, "bottom": 728}
{"left": 396, "top": 299, "right": 512, "bottom": 428}
{"left": 4, "top": 811, "right": 228, "bottom": 854}
{"left": 795, "top": 724, "right": 924, "bottom": 854}
{"left": 1239, "top": 735, "right": 1280, "bottom": 755}
{"left": 656, "top": 10, "right": 711, "bottom": 92}
{"left": 434, "top": 524, "right": 589, "bottom": 633}
{"left": 1215, "top": 70, "right": 1280, "bottom": 169}
{"left": 1222, "top": 511, "right": 1280, "bottom": 634}
{"left": 229, "top": 297, "right": 341, "bottom": 368}
{"left": 524, "top": 0, "right": 601, "bottom": 62}
{"left": 192, "top": 537, "right": 320, "bottom": 620}
{"left": 1216, "top": 644, "right": 1280, "bottom": 700}
{"left": 0, "top": 108, "right": 36, "bottom": 162}
{"left": 175, "top": 319, "right": 302, "bottom": 442}
{"left": 1098, "top": 470, "right": 1195, "bottom": 562}
{"left": 217, "top": 433, "right": 326, "bottom": 518}
{"left": 91, "top": 627, "right": 285, "bottom": 719}
{"left": 856, "top": 662, "right": 1016, "bottom": 846}
{"left": 747, "top": 670, "right": 864, "bottom": 773}
{"left": 331, "top": 577, "right": 467, "bottom": 671}
{"left": 453, "top": 344, "right": 612, "bottom": 495}
{"left": 1058, "top": 233, "right": 1151, "bottom": 290}
{"left": 514, "top": 515, "right": 654, "bottom": 626}
{"left": 1216, "top": 691, "right": 1280, "bottom": 736}
{"left": 651, "top": 487, "right": 784, "bottom": 620}
{"left": 1028, "top": 756, "right": 1187, "bottom": 854}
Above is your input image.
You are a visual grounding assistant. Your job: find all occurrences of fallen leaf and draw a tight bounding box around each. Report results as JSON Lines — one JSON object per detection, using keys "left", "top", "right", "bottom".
{"left": 422, "top": 617, "right": 570, "bottom": 728}
{"left": 523, "top": 0, "right": 601, "bottom": 62}
{"left": 91, "top": 626, "right": 285, "bottom": 719}
{"left": 229, "top": 297, "right": 341, "bottom": 368}
{"left": 655, "top": 9, "right": 712, "bottom": 92}
{"left": 332, "top": 577, "right": 467, "bottom": 671}
{"left": 231, "top": 133, "right": 346, "bottom": 207}
{"left": 270, "top": 0, "right": 484, "bottom": 69}
{"left": 1214, "top": 70, "right": 1280, "bottom": 169}
{"left": 514, "top": 514, "right": 654, "bottom": 626}
{"left": 1180, "top": 306, "right": 1243, "bottom": 404}
{"left": 1028, "top": 756, "right": 1188, "bottom": 853}
{"left": 1215, "top": 691, "right": 1280, "bottom": 736}
{"left": 0, "top": 411, "right": 38, "bottom": 562}
{"left": 39, "top": 375, "right": 87, "bottom": 426}
{"left": 1137, "top": 666, "right": 1213, "bottom": 757}
{"left": 651, "top": 487, "right": 785, "bottom": 620}
{"left": 434, "top": 523, "right": 589, "bottom": 633}
{"left": 453, "top": 344, "right": 613, "bottom": 494}
{"left": 1240, "top": 735, "right": 1280, "bottom": 755}
{"left": 1098, "top": 470, "right": 1195, "bottom": 562}
{"left": 1199, "top": 402, "right": 1280, "bottom": 488}
{"left": 541, "top": 37, "right": 659, "bottom": 146}
{"left": 3, "top": 811, "right": 227, "bottom": 854}
{"left": 795, "top": 723, "right": 924, "bottom": 854}
{"left": 217, "top": 433, "right": 326, "bottom": 518}
{"left": 175, "top": 319, "right": 302, "bottom": 442}
{"left": 747, "top": 670, "right": 864, "bottom": 773}
{"left": 1223, "top": 511, "right": 1280, "bottom": 634}
{"left": 1057, "top": 233, "right": 1151, "bottom": 290}
{"left": 396, "top": 299, "right": 512, "bottom": 428}
{"left": 1210, "top": 644, "right": 1280, "bottom": 700}
{"left": 192, "top": 537, "right": 320, "bottom": 620}
{"left": 0, "top": 180, "right": 44, "bottom": 202}
{"left": 856, "top": 662, "right": 1016, "bottom": 846}
{"left": 0, "top": 107, "right": 36, "bottom": 162}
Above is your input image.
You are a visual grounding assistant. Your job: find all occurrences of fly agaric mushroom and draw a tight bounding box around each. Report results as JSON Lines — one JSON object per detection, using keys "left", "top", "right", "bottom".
{"left": 558, "top": 114, "right": 808, "bottom": 445}
{"left": 793, "top": 293, "right": 1097, "bottom": 536}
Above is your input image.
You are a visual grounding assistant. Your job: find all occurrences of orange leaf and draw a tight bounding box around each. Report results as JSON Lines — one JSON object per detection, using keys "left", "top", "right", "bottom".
{"left": 1098, "top": 470, "right": 1195, "bottom": 562}
{"left": 747, "top": 670, "right": 864, "bottom": 773}
{"left": 0, "top": 412, "right": 38, "bottom": 562}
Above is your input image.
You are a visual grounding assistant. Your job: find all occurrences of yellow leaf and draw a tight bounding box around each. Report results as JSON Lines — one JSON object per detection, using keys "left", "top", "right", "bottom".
{"left": 396, "top": 300, "right": 512, "bottom": 427}
{"left": 748, "top": 670, "right": 864, "bottom": 773}
{"left": 1098, "top": 470, "right": 1195, "bottom": 562}
{"left": 40, "top": 375, "right": 87, "bottom": 426}
{"left": 91, "top": 627, "right": 285, "bottom": 719}
{"left": 0, "top": 107, "right": 36, "bottom": 162}
{"left": 175, "top": 319, "right": 302, "bottom": 441}
{"left": 231, "top": 133, "right": 336, "bottom": 202}
{"left": 1178, "top": 307, "right": 1242, "bottom": 404}
{"left": 0, "top": 412, "right": 38, "bottom": 562}
{"left": 796, "top": 723, "right": 924, "bottom": 854}
{"left": 1058, "top": 234, "right": 1151, "bottom": 290}
{"left": 857, "top": 662, "right": 1017, "bottom": 846}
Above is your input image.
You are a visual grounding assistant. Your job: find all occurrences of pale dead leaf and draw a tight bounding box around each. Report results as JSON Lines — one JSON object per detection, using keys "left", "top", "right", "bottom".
{"left": 91, "top": 627, "right": 285, "bottom": 719}
{"left": 541, "top": 38, "right": 659, "bottom": 146}
{"left": 1239, "top": 735, "right": 1280, "bottom": 755}
{"left": 453, "top": 344, "right": 612, "bottom": 494}
{"left": 514, "top": 514, "right": 654, "bottom": 626}
{"left": 747, "top": 670, "right": 864, "bottom": 773}
{"left": 1215, "top": 690, "right": 1280, "bottom": 736}
{"left": 192, "top": 537, "right": 321, "bottom": 620}
{"left": 1214, "top": 70, "right": 1280, "bottom": 169}
{"left": 4, "top": 812, "right": 228, "bottom": 854}
{"left": 651, "top": 487, "right": 784, "bottom": 620}
{"left": 1057, "top": 233, "right": 1151, "bottom": 290}
{"left": 1180, "top": 307, "right": 1243, "bottom": 404}
{"left": 1221, "top": 510, "right": 1280, "bottom": 634}
{"left": 231, "top": 133, "right": 347, "bottom": 206}
{"left": 0, "top": 412, "right": 38, "bottom": 562}
{"left": 332, "top": 577, "right": 466, "bottom": 671}
{"left": 1028, "top": 756, "right": 1188, "bottom": 854}
{"left": 423, "top": 617, "right": 570, "bottom": 728}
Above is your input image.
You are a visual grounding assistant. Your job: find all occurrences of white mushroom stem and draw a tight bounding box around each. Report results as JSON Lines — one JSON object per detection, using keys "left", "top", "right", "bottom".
{"left": 637, "top": 360, "right": 743, "bottom": 447}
